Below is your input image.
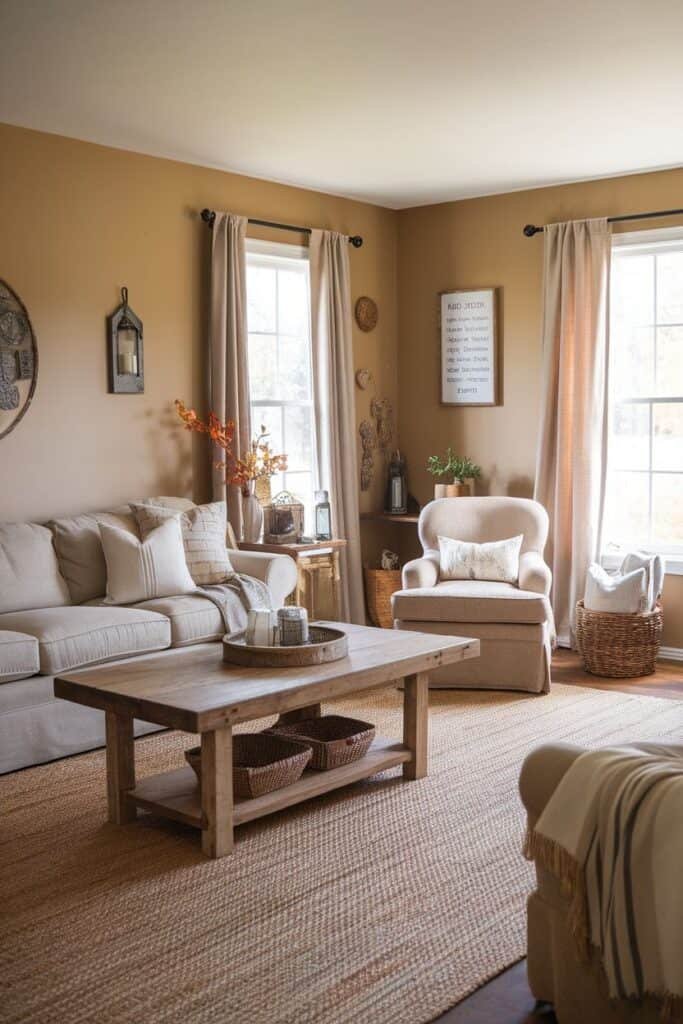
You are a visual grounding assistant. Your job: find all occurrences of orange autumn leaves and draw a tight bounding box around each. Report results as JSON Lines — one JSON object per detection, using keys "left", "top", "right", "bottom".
{"left": 175, "top": 399, "right": 287, "bottom": 493}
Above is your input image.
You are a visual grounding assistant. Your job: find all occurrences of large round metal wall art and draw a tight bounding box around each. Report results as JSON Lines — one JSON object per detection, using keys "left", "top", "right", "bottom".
{"left": 0, "top": 280, "right": 38, "bottom": 439}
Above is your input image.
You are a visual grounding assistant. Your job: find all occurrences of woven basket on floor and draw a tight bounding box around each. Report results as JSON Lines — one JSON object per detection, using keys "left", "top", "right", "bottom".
{"left": 185, "top": 733, "right": 312, "bottom": 799}
{"left": 267, "top": 715, "right": 376, "bottom": 771}
{"left": 575, "top": 600, "right": 663, "bottom": 678}
{"left": 364, "top": 568, "right": 402, "bottom": 628}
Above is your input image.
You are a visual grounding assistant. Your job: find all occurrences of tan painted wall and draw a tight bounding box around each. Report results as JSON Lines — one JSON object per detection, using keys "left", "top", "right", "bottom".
{"left": 396, "top": 169, "right": 683, "bottom": 647}
{"left": 0, "top": 124, "right": 397, "bottom": 554}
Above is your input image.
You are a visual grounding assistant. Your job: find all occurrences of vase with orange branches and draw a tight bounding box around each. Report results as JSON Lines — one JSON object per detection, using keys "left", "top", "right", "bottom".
{"left": 175, "top": 400, "right": 287, "bottom": 540}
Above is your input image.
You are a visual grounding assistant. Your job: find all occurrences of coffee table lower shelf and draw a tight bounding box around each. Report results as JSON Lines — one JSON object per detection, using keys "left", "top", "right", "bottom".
{"left": 127, "top": 737, "right": 412, "bottom": 830}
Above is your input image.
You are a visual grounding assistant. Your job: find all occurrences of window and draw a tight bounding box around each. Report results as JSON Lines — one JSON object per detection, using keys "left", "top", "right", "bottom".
{"left": 245, "top": 239, "right": 317, "bottom": 530}
{"left": 602, "top": 227, "right": 683, "bottom": 572}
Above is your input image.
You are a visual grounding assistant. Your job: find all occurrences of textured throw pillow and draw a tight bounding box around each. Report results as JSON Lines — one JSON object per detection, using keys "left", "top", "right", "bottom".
{"left": 99, "top": 518, "right": 197, "bottom": 605}
{"left": 132, "top": 501, "right": 232, "bottom": 585}
{"left": 620, "top": 551, "right": 664, "bottom": 612}
{"left": 584, "top": 563, "right": 647, "bottom": 614}
{"left": 438, "top": 534, "right": 523, "bottom": 584}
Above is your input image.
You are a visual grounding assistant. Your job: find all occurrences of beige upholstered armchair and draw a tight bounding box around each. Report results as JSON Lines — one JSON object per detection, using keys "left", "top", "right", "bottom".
{"left": 391, "top": 497, "right": 554, "bottom": 693}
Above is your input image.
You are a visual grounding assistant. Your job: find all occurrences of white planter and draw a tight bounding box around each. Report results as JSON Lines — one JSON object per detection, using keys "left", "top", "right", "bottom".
{"left": 242, "top": 486, "right": 263, "bottom": 542}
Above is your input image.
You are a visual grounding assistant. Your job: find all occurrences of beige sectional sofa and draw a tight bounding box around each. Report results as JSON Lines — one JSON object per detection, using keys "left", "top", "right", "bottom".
{"left": 0, "top": 497, "right": 296, "bottom": 774}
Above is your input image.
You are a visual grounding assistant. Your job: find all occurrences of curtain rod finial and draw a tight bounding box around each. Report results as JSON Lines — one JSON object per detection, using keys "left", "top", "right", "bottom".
{"left": 523, "top": 224, "right": 541, "bottom": 237}
{"left": 201, "top": 208, "right": 216, "bottom": 227}
{"left": 349, "top": 235, "right": 363, "bottom": 248}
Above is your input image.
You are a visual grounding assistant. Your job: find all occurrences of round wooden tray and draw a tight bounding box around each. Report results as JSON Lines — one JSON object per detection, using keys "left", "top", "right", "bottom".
{"left": 222, "top": 625, "right": 348, "bottom": 668}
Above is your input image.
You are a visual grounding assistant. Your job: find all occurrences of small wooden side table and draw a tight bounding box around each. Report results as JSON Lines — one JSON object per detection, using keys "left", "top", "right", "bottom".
{"left": 238, "top": 539, "right": 347, "bottom": 619}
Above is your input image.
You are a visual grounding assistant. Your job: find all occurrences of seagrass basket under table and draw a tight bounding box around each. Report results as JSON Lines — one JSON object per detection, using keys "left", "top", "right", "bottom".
{"left": 575, "top": 600, "right": 663, "bottom": 678}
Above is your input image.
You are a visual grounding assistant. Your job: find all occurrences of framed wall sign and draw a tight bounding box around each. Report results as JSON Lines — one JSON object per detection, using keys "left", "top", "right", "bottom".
{"left": 439, "top": 287, "right": 499, "bottom": 406}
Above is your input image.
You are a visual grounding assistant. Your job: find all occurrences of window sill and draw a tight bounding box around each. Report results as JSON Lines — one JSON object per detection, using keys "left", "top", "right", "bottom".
{"left": 601, "top": 554, "right": 683, "bottom": 577}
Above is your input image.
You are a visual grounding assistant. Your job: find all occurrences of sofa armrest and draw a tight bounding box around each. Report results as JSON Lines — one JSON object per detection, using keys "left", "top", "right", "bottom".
{"left": 519, "top": 551, "right": 552, "bottom": 596}
{"left": 229, "top": 550, "right": 297, "bottom": 608}
{"left": 519, "top": 743, "right": 585, "bottom": 826}
{"left": 402, "top": 555, "right": 439, "bottom": 590}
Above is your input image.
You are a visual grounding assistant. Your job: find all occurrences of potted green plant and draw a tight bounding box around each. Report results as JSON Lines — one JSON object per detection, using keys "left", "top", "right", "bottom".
{"left": 426, "top": 448, "right": 482, "bottom": 498}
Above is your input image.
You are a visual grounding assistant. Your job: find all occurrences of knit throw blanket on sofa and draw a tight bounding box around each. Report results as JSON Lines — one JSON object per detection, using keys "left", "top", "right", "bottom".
{"left": 199, "top": 573, "right": 272, "bottom": 637}
{"left": 524, "top": 744, "right": 683, "bottom": 1019}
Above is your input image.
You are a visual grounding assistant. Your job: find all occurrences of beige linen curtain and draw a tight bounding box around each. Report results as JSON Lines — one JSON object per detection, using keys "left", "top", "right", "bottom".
{"left": 309, "top": 230, "right": 365, "bottom": 624}
{"left": 209, "top": 212, "right": 250, "bottom": 538}
{"left": 534, "top": 218, "right": 611, "bottom": 647}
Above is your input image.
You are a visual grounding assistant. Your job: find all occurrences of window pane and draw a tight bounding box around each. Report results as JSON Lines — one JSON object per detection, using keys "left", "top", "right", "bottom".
{"left": 248, "top": 334, "right": 277, "bottom": 400}
{"left": 252, "top": 405, "right": 283, "bottom": 454}
{"left": 278, "top": 269, "right": 308, "bottom": 336}
{"left": 656, "top": 251, "right": 683, "bottom": 325}
{"left": 653, "top": 403, "right": 683, "bottom": 471}
{"left": 610, "top": 325, "right": 654, "bottom": 398}
{"left": 247, "top": 265, "right": 276, "bottom": 333}
{"left": 612, "top": 253, "right": 654, "bottom": 329}
{"left": 279, "top": 335, "right": 311, "bottom": 400}
{"left": 609, "top": 403, "right": 649, "bottom": 471}
{"left": 602, "top": 471, "right": 649, "bottom": 546}
{"left": 655, "top": 326, "right": 683, "bottom": 397}
{"left": 284, "top": 405, "right": 313, "bottom": 471}
{"left": 652, "top": 473, "right": 683, "bottom": 546}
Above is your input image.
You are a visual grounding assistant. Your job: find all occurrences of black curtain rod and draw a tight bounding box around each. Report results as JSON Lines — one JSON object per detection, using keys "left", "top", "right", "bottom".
{"left": 200, "top": 208, "right": 363, "bottom": 248}
{"left": 523, "top": 206, "right": 683, "bottom": 237}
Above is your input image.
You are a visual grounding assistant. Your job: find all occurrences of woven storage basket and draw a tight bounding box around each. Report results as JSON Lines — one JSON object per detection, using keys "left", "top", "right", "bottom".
{"left": 267, "top": 715, "right": 376, "bottom": 771}
{"left": 185, "top": 733, "right": 312, "bottom": 800}
{"left": 364, "top": 568, "right": 402, "bottom": 629}
{"left": 575, "top": 600, "right": 663, "bottom": 678}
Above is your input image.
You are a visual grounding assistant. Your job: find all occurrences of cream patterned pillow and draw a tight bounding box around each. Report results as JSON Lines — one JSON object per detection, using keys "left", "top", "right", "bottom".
{"left": 132, "top": 501, "right": 232, "bottom": 585}
{"left": 438, "top": 534, "right": 523, "bottom": 584}
{"left": 99, "top": 518, "right": 197, "bottom": 604}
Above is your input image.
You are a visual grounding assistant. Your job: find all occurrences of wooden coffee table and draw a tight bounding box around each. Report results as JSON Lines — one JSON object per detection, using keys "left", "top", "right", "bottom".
{"left": 54, "top": 623, "right": 479, "bottom": 858}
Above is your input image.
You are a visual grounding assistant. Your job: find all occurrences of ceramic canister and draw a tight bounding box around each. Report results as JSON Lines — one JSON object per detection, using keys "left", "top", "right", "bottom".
{"left": 277, "top": 606, "right": 309, "bottom": 646}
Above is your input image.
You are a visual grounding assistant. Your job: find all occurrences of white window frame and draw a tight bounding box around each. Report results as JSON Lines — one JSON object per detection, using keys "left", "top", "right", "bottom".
{"left": 602, "top": 225, "right": 683, "bottom": 576}
{"left": 245, "top": 238, "right": 318, "bottom": 519}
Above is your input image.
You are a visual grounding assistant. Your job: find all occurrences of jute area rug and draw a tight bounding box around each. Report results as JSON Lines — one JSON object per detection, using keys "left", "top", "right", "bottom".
{"left": 2, "top": 683, "right": 682, "bottom": 1024}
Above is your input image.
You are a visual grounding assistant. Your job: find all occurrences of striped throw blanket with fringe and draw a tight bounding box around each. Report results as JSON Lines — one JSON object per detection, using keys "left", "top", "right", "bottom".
{"left": 524, "top": 743, "right": 683, "bottom": 1020}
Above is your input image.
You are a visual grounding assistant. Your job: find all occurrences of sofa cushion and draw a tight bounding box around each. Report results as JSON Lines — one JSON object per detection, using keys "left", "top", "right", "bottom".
{"left": 48, "top": 510, "right": 138, "bottom": 604}
{"left": 134, "top": 594, "right": 225, "bottom": 647}
{"left": 0, "top": 606, "right": 171, "bottom": 675}
{"left": 0, "top": 630, "right": 40, "bottom": 682}
{"left": 391, "top": 580, "right": 550, "bottom": 624}
{"left": 0, "top": 523, "right": 71, "bottom": 614}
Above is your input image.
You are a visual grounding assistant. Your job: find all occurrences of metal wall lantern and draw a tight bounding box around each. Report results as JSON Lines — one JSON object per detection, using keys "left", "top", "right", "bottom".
{"left": 107, "top": 286, "right": 144, "bottom": 394}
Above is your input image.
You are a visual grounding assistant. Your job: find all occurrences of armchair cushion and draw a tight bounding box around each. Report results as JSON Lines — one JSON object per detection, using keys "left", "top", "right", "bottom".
{"left": 392, "top": 580, "right": 551, "bottom": 624}
{"left": 437, "top": 533, "right": 523, "bottom": 583}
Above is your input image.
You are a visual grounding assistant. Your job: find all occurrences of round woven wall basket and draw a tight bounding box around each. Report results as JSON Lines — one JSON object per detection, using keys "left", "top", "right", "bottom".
{"left": 575, "top": 600, "right": 663, "bottom": 678}
{"left": 364, "top": 568, "right": 401, "bottom": 629}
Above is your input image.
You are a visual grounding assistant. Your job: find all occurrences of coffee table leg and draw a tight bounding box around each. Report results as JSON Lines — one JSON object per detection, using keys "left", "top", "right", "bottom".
{"left": 201, "top": 728, "right": 233, "bottom": 858}
{"left": 403, "top": 671, "right": 429, "bottom": 780}
{"left": 105, "top": 710, "right": 137, "bottom": 824}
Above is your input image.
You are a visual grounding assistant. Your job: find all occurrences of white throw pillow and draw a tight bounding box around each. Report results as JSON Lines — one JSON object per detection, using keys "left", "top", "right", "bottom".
{"left": 584, "top": 563, "right": 647, "bottom": 614}
{"left": 438, "top": 534, "right": 523, "bottom": 584}
{"left": 132, "top": 501, "right": 232, "bottom": 585}
{"left": 99, "top": 518, "right": 197, "bottom": 605}
{"left": 620, "top": 551, "right": 664, "bottom": 612}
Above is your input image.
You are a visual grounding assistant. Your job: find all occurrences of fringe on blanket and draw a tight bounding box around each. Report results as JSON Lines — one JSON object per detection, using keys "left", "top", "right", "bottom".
{"left": 523, "top": 826, "right": 682, "bottom": 1022}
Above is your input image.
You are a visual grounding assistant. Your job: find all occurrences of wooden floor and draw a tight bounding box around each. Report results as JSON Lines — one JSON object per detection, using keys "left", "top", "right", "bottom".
{"left": 435, "top": 650, "right": 682, "bottom": 1024}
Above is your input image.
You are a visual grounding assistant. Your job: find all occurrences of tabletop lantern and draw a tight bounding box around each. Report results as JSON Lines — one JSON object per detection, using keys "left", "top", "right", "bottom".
{"left": 263, "top": 490, "right": 305, "bottom": 544}
{"left": 107, "top": 286, "right": 144, "bottom": 394}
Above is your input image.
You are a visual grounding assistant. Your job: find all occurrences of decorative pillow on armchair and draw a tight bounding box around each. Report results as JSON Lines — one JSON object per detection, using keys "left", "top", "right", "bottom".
{"left": 437, "top": 534, "right": 523, "bottom": 584}
{"left": 132, "top": 501, "right": 232, "bottom": 585}
{"left": 99, "top": 518, "right": 197, "bottom": 605}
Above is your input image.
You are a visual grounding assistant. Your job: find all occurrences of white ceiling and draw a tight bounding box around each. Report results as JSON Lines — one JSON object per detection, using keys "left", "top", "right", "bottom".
{"left": 1, "top": 0, "right": 682, "bottom": 209}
